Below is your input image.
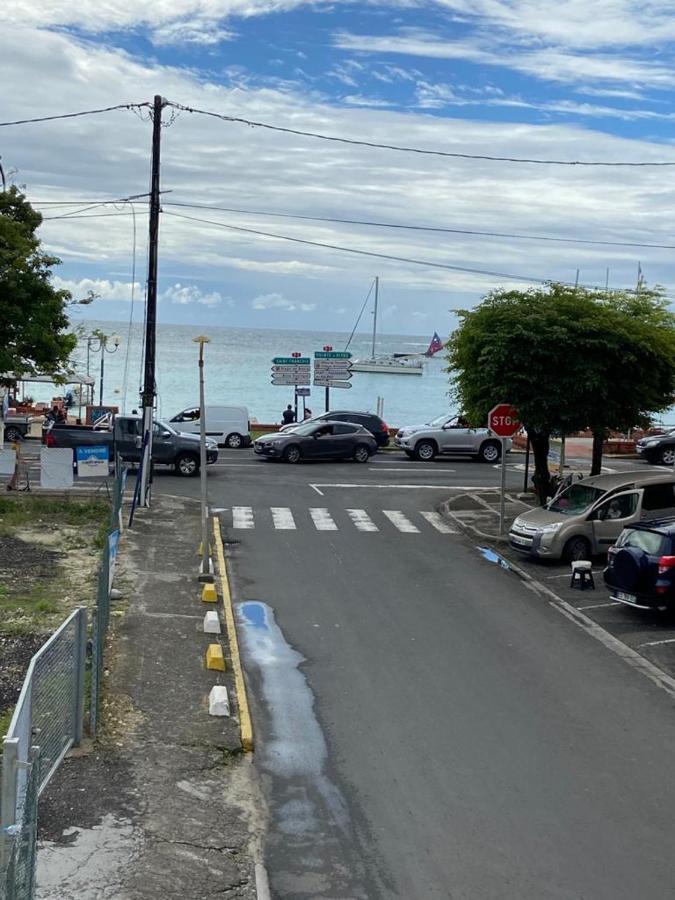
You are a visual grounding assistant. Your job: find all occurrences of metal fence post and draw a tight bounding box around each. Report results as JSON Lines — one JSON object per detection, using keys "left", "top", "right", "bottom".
{"left": 73, "top": 608, "right": 87, "bottom": 746}
{"left": 0, "top": 738, "right": 19, "bottom": 867}
{"left": 90, "top": 607, "right": 99, "bottom": 739}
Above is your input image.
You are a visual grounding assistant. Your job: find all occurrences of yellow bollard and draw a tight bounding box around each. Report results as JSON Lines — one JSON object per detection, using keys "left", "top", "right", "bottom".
{"left": 201, "top": 583, "right": 218, "bottom": 603}
{"left": 206, "top": 643, "right": 226, "bottom": 671}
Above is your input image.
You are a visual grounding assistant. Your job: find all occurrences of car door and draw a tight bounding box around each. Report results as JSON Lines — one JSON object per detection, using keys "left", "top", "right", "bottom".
{"left": 152, "top": 423, "right": 175, "bottom": 462}
{"left": 589, "top": 489, "right": 643, "bottom": 553}
{"left": 333, "top": 423, "right": 360, "bottom": 457}
{"left": 309, "top": 424, "right": 340, "bottom": 458}
{"left": 439, "top": 417, "right": 474, "bottom": 452}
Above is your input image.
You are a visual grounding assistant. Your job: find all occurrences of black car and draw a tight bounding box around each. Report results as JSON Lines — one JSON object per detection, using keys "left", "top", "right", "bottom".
{"left": 636, "top": 429, "right": 675, "bottom": 465}
{"left": 254, "top": 421, "right": 378, "bottom": 463}
{"left": 281, "top": 410, "right": 390, "bottom": 447}
{"left": 604, "top": 518, "right": 675, "bottom": 610}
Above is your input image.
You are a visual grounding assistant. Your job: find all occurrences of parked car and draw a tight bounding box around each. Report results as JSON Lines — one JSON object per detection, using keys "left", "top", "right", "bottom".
{"left": 2, "top": 414, "right": 33, "bottom": 443}
{"left": 169, "top": 405, "right": 251, "bottom": 449}
{"left": 509, "top": 471, "right": 675, "bottom": 562}
{"left": 636, "top": 429, "right": 675, "bottom": 465}
{"left": 254, "top": 421, "right": 377, "bottom": 463}
{"left": 395, "top": 414, "right": 511, "bottom": 462}
{"left": 604, "top": 518, "right": 675, "bottom": 610}
{"left": 281, "top": 410, "right": 390, "bottom": 447}
{"left": 45, "top": 416, "right": 218, "bottom": 476}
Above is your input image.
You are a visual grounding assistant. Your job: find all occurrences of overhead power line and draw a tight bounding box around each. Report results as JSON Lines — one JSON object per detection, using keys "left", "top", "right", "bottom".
{"left": 164, "top": 201, "right": 675, "bottom": 251}
{"left": 0, "top": 103, "right": 151, "bottom": 128}
{"left": 167, "top": 100, "right": 675, "bottom": 167}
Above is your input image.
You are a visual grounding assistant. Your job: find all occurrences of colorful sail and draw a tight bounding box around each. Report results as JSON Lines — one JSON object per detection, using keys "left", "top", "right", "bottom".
{"left": 424, "top": 332, "right": 444, "bottom": 357}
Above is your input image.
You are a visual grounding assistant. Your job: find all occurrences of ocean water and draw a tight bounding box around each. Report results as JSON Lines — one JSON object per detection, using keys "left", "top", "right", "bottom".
{"left": 34, "top": 322, "right": 455, "bottom": 427}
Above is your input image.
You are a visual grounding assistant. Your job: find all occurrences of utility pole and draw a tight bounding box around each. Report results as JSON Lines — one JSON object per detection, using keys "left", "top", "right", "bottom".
{"left": 140, "top": 95, "right": 165, "bottom": 507}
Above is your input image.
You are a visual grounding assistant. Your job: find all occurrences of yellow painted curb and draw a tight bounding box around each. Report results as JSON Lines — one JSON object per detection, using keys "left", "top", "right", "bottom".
{"left": 213, "top": 517, "right": 254, "bottom": 752}
{"left": 202, "top": 582, "right": 218, "bottom": 603}
{"left": 197, "top": 541, "right": 203, "bottom": 556}
{"left": 206, "top": 643, "right": 226, "bottom": 671}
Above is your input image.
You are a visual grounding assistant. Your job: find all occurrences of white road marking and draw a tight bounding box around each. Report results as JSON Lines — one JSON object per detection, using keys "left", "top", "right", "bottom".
{"left": 233, "top": 506, "right": 255, "bottom": 529}
{"left": 310, "top": 483, "right": 490, "bottom": 491}
{"left": 310, "top": 484, "right": 325, "bottom": 496}
{"left": 367, "top": 467, "right": 456, "bottom": 473}
{"left": 383, "top": 510, "right": 420, "bottom": 533}
{"left": 310, "top": 508, "right": 338, "bottom": 531}
{"left": 346, "top": 509, "right": 379, "bottom": 532}
{"left": 639, "top": 638, "right": 675, "bottom": 648}
{"left": 419, "top": 511, "right": 457, "bottom": 534}
{"left": 577, "top": 602, "right": 621, "bottom": 610}
{"left": 271, "top": 507, "right": 296, "bottom": 530}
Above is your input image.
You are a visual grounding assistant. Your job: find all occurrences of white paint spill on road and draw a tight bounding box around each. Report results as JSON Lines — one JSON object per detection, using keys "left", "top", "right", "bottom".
{"left": 346, "top": 509, "right": 379, "bottom": 532}
{"left": 383, "top": 510, "right": 420, "bottom": 533}
{"left": 310, "top": 508, "right": 338, "bottom": 531}
{"left": 232, "top": 506, "right": 254, "bottom": 529}
{"left": 271, "top": 507, "right": 296, "bottom": 530}
{"left": 419, "top": 511, "right": 457, "bottom": 534}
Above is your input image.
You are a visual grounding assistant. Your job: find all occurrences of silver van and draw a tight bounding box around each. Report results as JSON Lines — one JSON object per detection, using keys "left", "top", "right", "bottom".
{"left": 509, "top": 471, "right": 675, "bottom": 562}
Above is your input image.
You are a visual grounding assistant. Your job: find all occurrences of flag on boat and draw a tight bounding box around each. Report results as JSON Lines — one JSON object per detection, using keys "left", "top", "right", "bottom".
{"left": 424, "top": 332, "right": 444, "bottom": 357}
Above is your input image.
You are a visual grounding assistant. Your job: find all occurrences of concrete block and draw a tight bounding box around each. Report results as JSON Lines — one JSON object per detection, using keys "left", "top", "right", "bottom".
{"left": 201, "top": 582, "right": 218, "bottom": 603}
{"left": 203, "top": 610, "right": 221, "bottom": 634}
{"left": 208, "top": 685, "right": 230, "bottom": 717}
{"left": 206, "top": 643, "right": 226, "bottom": 671}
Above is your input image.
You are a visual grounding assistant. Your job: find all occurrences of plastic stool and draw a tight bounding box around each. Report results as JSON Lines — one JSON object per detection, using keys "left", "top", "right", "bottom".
{"left": 570, "top": 560, "right": 595, "bottom": 590}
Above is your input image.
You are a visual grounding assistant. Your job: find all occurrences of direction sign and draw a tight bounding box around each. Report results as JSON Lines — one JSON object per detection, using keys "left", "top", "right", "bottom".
{"left": 272, "top": 375, "right": 307, "bottom": 384}
{"left": 325, "top": 381, "right": 351, "bottom": 389}
{"left": 487, "top": 403, "right": 521, "bottom": 438}
{"left": 272, "top": 365, "right": 310, "bottom": 374}
{"left": 273, "top": 357, "right": 310, "bottom": 365}
{"left": 314, "top": 351, "right": 351, "bottom": 359}
{"left": 295, "top": 387, "right": 311, "bottom": 397}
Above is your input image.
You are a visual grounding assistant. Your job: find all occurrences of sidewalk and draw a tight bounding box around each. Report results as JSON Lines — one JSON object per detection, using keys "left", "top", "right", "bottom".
{"left": 35, "top": 495, "right": 263, "bottom": 899}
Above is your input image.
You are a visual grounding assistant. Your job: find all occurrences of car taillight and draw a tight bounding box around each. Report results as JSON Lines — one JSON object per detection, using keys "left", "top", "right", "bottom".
{"left": 46, "top": 432, "right": 56, "bottom": 448}
{"left": 658, "top": 556, "right": 675, "bottom": 575}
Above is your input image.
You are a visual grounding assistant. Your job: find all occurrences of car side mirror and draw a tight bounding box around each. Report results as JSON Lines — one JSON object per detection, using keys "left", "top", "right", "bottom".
{"left": 134, "top": 435, "right": 142, "bottom": 449}
{"left": 162, "top": 430, "right": 171, "bottom": 439}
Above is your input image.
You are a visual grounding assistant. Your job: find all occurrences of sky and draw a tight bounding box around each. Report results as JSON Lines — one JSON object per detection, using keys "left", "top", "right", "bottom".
{"left": 3, "top": 1, "right": 675, "bottom": 336}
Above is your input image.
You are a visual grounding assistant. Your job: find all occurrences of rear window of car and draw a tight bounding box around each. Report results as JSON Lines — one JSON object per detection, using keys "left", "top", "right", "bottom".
{"left": 615, "top": 528, "right": 666, "bottom": 555}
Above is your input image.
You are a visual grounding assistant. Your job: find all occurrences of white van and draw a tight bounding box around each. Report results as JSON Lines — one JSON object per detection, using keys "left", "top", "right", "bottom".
{"left": 169, "top": 405, "right": 251, "bottom": 449}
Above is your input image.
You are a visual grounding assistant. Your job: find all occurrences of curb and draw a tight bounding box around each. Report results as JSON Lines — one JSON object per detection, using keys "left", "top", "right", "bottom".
{"left": 213, "top": 516, "right": 254, "bottom": 752}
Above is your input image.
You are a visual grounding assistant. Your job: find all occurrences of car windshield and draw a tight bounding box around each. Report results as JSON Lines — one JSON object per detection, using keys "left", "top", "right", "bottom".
{"left": 427, "top": 414, "right": 452, "bottom": 427}
{"left": 157, "top": 420, "right": 177, "bottom": 435}
{"left": 547, "top": 484, "right": 606, "bottom": 515}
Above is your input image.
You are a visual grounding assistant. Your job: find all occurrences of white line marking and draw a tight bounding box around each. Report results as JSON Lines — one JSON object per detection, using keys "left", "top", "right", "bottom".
{"left": 383, "top": 510, "right": 420, "bottom": 533}
{"left": 639, "top": 638, "right": 675, "bottom": 648}
{"left": 419, "top": 511, "right": 457, "bottom": 534}
{"left": 232, "top": 506, "right": 255, "bottom": 529}
{"left": 577, "top": 602, "right": 621, "bottom": 610}
{"left": 310, "top": 483, "right": 490, "bottom": 490}
{"left": 271, "top": 507, "right": 296, "bottom": 530}
{"left": 310, "top": 508, "right": 338, "bottom": 531}
{"left": 367, "top": 467, "right": 456, "bottom": 473}
{"left": 346, "top": 509, "right": 379, "bottom": 532}
{"left": 545, "top": 572, "right": 600, "bottom": 580}
{"left": 310, "top": 484, "right": 324, "bottom": 496}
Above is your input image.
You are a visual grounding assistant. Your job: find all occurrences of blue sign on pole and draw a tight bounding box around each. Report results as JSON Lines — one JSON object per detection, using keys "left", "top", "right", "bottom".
{"left": 76, "top": 445, "right": 109, "bottom": 476}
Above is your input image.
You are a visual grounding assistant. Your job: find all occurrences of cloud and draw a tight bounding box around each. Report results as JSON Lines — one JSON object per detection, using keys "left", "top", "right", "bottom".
{"left": 51, "top": 276, "right": 140, "bottom": 302}
{"left": 251, "top": 292, "right": 316, "bottom": 311}
{"left": 151, "top": 19, "right": 235, "bottom": 46}
{"left": 162, "top": 283, "right": 228, "bottom": 306}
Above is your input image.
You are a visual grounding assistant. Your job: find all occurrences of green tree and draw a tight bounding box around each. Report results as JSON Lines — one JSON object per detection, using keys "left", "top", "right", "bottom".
{"left": 447, "top": 283, "right": 675, "bottom": 502}
{"left": 0, "top": 186, "right": 77, "bottom": 378}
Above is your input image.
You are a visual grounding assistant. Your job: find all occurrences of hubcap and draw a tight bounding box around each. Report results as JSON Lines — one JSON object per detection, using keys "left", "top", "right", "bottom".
{"left": 228, "top": 434, "right": 242, "bottom": 448}
{"left": 662, "top": 449, "right": 675, "bottom": 465}
{"left": 287, "top": 448, "right": 300, "bottom": 462}
{"left": 355, "top": 447, "right": 368, "bottom": 462}
{"left": 418, "top": 444, "right": 434, "bottom": 460}
{"left": 483, "top": 445, "right": 499, "bottom": 462}
{"left": 180, "top": 458, "right": 197, "bottom": 474}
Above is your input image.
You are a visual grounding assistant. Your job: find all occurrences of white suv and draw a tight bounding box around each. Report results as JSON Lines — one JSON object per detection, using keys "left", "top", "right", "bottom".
{"left": 395, "top": 414, "right": 511, "bottom": 462}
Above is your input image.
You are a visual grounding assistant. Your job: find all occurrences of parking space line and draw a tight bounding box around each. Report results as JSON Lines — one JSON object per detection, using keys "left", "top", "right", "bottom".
{"left": 639, "top": 638, "right": 675, "bottom": 649}
{"left": 577, "top": 602, "right": 621, "bottom": 610}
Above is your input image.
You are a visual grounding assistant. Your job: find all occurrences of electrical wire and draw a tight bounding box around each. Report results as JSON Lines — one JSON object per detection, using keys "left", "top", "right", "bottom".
{"left": 42, "top": 211, "right": 142, "bottom": 221}
{"left": 0, "top": 103, "right": 151, "bottom": 128}
{"left": 164, "top": 201, "right": 675, "bottom": 252}
{"left": 167, "top": 100, "right": 675, "bottom": 167}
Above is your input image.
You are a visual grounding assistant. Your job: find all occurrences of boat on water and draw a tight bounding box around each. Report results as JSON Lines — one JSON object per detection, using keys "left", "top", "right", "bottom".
{"left": 392, "top": 332, "right": 445, "bottom": 360}
{"left": 350, "top": 278, "right": 424, "bottom": 376}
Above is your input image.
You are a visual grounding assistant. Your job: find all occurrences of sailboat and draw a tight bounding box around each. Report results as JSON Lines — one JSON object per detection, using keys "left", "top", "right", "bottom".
{"left": 424, "top": 332, "right": 444, "bottom": 357}
{"left": 350, "top": 278, "right": 424, "bottom": 376}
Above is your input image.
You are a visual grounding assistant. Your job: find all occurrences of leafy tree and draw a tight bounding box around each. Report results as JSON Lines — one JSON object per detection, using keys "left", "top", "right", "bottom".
{"left": 447, "top": 283, "right": 675, "bottom": 502}
{"left": 0, "top": 186, "right": 77, "bottom": 379}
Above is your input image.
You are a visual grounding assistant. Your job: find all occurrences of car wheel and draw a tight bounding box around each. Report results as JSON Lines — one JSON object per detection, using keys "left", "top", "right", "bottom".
{"left": 563, "top": 536, "right": 591, "bottom": 563}
{"left": 283, "top": 444, "right": 301, "bottom": 464}
{"left": 225, "top": 432, "right": 243, "bottom": 449}
{"left": 175, "top": 453, "right": 199, "bottom": 477}
{"left": 659, "top": 446, "right": 675, "bottom": 465}
{"left": 353, "top": 444, "right": 370, "bottom": 463}
{"left": 479, "top": 440, "right": 501, "bottom": 463}
{"left": 4, "top": 427, "right": 22, "bottom": 443}
{"left": 414, "top": 440, "right": 437, "bottom": 462}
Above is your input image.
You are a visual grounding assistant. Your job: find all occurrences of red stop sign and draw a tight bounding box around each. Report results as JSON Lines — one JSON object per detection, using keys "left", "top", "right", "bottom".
{"left": 488, "top": 403, "right": 521, "bottom": 437}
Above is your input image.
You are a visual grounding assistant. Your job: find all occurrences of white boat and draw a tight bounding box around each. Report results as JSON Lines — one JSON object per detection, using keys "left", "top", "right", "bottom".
{"left": 351, "top": 277, "right": 424, "bottom": 376}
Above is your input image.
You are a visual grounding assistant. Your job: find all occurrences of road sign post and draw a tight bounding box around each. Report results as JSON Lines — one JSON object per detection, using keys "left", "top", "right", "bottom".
{"left": 488, "top": 403, "right": 522, "bottom": 535}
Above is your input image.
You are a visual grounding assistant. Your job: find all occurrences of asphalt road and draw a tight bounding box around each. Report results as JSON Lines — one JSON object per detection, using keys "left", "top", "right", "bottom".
{"left": 159, "top": 451, "right": 675, "bottom": 899}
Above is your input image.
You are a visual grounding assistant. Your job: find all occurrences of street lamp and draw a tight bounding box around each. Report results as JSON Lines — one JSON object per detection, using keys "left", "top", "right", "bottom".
{"left": 86, "top": 332, "right": 120, "bottom": 406}
{"left": 193, "top": 335, "right": 212, "bottom": 581}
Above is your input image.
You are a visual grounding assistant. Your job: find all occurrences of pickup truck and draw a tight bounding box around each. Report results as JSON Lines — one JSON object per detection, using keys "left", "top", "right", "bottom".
{"left": 44, "top": 415, "right": 219, "bottom": 476}
{"left": 3, "top": 414, "right": 33, "bottom": 442}
{"left": 395, "top": 414, "right": 512, "bottom": 462}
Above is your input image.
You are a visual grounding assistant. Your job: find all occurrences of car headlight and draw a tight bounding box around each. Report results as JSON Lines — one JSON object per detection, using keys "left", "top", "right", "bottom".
{"left": 644, "top": 440, "right": 659, "bottom": 447}
{"left": 538, "top": 522, "right": 563, "bottom": 534}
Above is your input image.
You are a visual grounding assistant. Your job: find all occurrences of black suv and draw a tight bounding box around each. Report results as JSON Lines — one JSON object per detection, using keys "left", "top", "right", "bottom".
{"left": 281, "top": 410, "right": 390, "bottom": 447}
{"left": 604, "top": 518, "right": 675, "bottom": 610}
{"left": 636, "top": 429, "right": 675, "bottom": 465}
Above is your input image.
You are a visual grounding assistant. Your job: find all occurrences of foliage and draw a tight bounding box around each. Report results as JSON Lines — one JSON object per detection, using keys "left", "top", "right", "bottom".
{"left": 0, "top": 186, "right": 77, "bottom": 378}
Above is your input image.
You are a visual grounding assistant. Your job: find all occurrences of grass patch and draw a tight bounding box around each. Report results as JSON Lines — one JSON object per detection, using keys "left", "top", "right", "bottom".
{"left": 0, "top": 497, "right": 109, "bottom": 534}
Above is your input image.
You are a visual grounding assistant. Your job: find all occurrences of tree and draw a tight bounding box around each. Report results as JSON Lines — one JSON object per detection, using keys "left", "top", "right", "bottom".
{"left": 0, "top": 186, "right": 77, "bottom": 379}
{"left": 447, "top": 283, "right": 675, "bottom": 502}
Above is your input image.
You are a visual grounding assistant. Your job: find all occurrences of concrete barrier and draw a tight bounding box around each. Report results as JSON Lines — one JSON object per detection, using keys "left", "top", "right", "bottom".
{"left": 203, "top": 610, "right": 221, "bottom": 634}
{"left": 208, "top": 685, "right": 230, "bottom": 717}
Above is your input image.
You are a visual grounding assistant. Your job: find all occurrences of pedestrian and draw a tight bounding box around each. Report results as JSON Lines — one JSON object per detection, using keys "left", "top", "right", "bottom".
{"left": 303, "top": 407, "right": 312, "bottom": 421}
{"left": 281, "top": 404, "right": 295, "bottom": 425}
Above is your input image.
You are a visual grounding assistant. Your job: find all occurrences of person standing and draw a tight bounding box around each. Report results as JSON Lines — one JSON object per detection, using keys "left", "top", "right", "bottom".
{"left": 281, "top": 404, "right": 295, "bottom": 425}
{"left": 303, "top": 407, "right": 313, "bottom": 421}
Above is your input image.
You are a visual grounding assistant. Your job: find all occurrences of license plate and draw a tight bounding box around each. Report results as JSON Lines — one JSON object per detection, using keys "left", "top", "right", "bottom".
{"left": 614, "top": 591, "right": 637, "bottom": 604}
{"left": 511, "top": 536, "right": 530, "bottom": 546}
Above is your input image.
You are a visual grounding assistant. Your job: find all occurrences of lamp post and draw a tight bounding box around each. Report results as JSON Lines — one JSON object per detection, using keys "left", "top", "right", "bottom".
{"left": 193, "top": 335, "right": 212, "bottom": 580}
{"left": 86, "top": 332, "right": 120, "bottom": 407}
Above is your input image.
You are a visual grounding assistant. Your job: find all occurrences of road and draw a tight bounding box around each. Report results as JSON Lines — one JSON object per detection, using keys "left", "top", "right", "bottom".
{"left": 158, "top": 451, "right": 675, "bottom": 899}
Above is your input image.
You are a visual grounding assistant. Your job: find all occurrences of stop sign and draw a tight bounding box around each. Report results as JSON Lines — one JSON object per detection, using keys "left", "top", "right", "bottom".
{"left": 488, "top": 403, "right": 521, "bottom": 437}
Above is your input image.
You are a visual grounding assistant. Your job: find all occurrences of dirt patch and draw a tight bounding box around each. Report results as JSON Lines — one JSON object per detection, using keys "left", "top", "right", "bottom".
{"left": 0, "top": 632, "right": 47, "bottom": 712}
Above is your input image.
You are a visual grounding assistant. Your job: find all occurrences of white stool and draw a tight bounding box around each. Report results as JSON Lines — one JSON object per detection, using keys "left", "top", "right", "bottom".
{"left": 570, "top": 559, "right": 594, "bottom": 590}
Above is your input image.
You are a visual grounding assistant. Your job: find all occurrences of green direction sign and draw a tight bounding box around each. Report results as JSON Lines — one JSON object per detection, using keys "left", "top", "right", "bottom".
{"left": 314, "top": 351, "right": 351, "bottom": 359}
{"left": 272, "top": 357, "right": 310, "bottom": 365}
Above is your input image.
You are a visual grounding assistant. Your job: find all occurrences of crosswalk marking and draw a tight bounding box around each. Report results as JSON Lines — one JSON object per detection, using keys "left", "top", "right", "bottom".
{"left": 310, "top": 508, "right": 338, "bottom": 531}
{"left": 271, "top": 507, "right": 296, "bottom": 530}
{"left": 232, "top": 506, "right": 254, "bottom": 529}
{"left": 419, "top": 511, "right": 457, "bottom": 534}
{"left": 346, "top": 509, "right": 379, "bottom": 532}
{"left": 382, "top": 510, "right": 420, "bottom": 533}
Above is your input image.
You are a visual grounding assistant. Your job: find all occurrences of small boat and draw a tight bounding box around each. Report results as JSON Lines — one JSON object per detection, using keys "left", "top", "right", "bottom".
{"left": 350, "top": 278, "right": 424, "bottom": 376}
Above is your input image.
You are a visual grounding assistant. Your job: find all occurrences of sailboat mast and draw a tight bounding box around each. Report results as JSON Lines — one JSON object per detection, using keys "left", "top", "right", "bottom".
{"left": 371, "top": 276, "right": 379, "bottom": 359}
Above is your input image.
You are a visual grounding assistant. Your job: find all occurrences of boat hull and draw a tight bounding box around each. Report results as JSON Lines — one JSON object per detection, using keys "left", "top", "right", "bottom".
{"left": 351, "top": 360, "right": 423, "bottom": 375}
